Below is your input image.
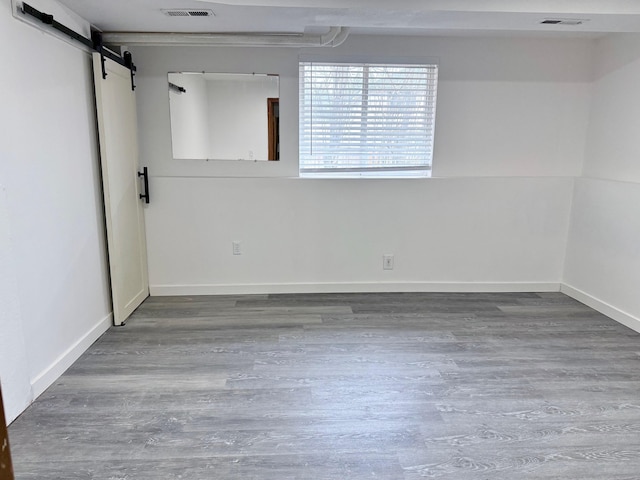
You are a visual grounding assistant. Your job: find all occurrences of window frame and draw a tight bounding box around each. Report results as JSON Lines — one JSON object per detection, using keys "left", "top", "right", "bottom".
{"left": 298, "top": 55, "right": 439, "bottom": 179}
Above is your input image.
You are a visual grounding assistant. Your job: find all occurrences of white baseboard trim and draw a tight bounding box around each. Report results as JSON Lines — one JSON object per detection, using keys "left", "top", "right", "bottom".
{"left": 30, "top": 312, "right": 113, "bottom": 399}
{"left": 150, "top": 282, "right": 561, "bottom": 296}
{"left": 560, "top": 284, "right": 640, "bottom": 334}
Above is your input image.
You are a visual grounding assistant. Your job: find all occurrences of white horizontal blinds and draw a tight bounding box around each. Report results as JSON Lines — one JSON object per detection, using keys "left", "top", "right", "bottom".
{"left": 299, "top": 61, "right": 438, "bottom": 177}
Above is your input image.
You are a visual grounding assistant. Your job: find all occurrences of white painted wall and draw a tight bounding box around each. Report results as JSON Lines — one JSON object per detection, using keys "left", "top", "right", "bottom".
{"left": 563, "top": 33, "right": 640, "bottom": 331}
{"left": 146, "top": 176, "right": 573, "bottom": 294}
{"left": 133, "top": 35, "right": 591, "bottom": 294}
{"left": 0, "top": 0, "right": 112, "bottom": 423}
{"left": 168, "top": 73, "right": 211, "bottom": 159}
{"left": 134, "top": 36, "right": 591, "bottom": 178}
{"left": 582, "top": 34, "right": 640, "bottom": 184}
{"left": 207, "top": 75, "right": 279, "bottom": 160}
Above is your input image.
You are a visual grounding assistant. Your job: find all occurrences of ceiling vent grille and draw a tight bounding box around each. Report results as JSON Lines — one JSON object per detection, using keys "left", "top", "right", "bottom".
{"left": 162, "top": 9, "right": 214, "bottom": 18}
{"left": 540, "top": 18, "right": 587, "bottom": 26}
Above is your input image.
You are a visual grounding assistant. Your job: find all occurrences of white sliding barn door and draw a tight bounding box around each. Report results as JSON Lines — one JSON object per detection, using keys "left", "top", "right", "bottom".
{"left": 92, "top": 53, "right": 149, "bottom": 325}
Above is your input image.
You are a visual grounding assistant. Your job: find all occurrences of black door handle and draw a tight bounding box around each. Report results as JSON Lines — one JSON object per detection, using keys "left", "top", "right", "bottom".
{"left": 138, "top": 167, "right": 149, "bottom": 204}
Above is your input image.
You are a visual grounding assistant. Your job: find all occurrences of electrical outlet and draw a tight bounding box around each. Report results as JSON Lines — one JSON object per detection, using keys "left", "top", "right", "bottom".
{"left": 232, "top": 241, "right": 242, "bottom": 255}
{"left": 383, "top": 254, "right": 394, "bottom": 270}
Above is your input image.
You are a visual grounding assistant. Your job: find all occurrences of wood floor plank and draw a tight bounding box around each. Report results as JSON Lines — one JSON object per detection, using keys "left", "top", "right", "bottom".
{"left": 8, "top": 292, "right": 640, "bottom": 479}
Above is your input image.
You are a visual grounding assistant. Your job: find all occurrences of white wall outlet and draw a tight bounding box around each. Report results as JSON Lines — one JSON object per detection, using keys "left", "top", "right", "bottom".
{"left": 232, "top": 241, "right": 242, "bottom": 255}
{"left": 383, "top": 254, "right": 394, "bottom": 270}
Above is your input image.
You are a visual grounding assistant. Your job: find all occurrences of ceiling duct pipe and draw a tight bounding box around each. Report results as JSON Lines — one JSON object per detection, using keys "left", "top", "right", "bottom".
{"left": 101, "top": 26, "right": 350, "bottom": 47}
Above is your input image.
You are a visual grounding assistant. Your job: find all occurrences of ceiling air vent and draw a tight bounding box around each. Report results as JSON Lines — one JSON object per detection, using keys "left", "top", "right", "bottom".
{"left": 540, "top": 18, "right": 587, "bottom": 26}
{"left": 162, "top": 9, "right": 215, "bottom": 17}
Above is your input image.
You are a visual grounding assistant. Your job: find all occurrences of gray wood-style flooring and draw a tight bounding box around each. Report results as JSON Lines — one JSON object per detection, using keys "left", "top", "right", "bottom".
{"left": 9, "top": 292, "right": 640, "bottom": 479}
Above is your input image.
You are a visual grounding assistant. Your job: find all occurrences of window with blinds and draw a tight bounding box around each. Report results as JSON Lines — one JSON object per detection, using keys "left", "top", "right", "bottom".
{"left": 299, "top": 61, "right": 438, "bottom": 178}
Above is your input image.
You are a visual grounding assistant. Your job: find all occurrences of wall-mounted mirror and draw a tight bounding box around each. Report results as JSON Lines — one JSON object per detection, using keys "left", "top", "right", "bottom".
{"left": 168, "top": 72, "right": 280, "bottom": 161}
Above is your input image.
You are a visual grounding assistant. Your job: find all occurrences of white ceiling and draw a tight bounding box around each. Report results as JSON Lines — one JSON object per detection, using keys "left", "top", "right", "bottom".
{"left": 55, "top": 0, "right": 640, "bottom": 36}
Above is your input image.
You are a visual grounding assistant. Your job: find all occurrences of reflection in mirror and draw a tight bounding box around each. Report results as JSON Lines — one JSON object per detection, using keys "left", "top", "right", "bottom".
{"left": 168, "top": 72, "right": 280, "bottom": 161}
